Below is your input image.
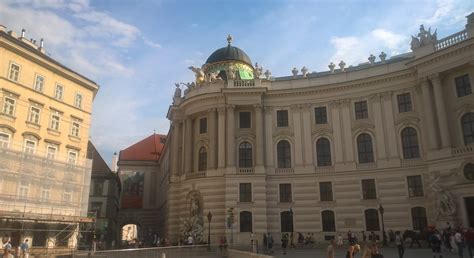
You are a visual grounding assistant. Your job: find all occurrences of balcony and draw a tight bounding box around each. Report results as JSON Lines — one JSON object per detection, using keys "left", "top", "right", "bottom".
{"left": 314, "top": 166, "right": 335, "bottom": 173}
{"left": 275, "top": 168, "right": 294, "bottom": 174}
{"left": 233, "top": 80, "right": 255, "bottom": 87}
{"left": 435, "top": 30, "right": 468, "bottom": 51}
{"left": 356, "top": 162, "right": 377, "bottom": 170}
{"left": 185, "top": 171, "right": 206, "bottom": 180}
{"left": 452, "top": 145, "right": 474, "bottom": 156}
{"left": 401, "top": 158, "right": 424, "bottom": 167}
{"left": 237, "top": 167, "right": 255, "bottom": 174}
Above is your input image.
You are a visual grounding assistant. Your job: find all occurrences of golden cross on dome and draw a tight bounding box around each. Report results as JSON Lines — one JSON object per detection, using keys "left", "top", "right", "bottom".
{"left": 227, "top": 34, "right": 233, "bottom": 45}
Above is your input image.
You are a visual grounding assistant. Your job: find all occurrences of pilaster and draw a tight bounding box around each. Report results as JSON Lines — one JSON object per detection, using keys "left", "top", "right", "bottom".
{"left": 420, "top": 78, "right": 439, "bottom": 150}
{"left": 254, "top": 104, "right": 264, "bottom": 167}
{"left": 217, "top": 107, "right": 226, "bottom": 168}
{"left": 208, "top": 108, "right": 217, "bottom": 169}
{"left": 291, "top": 104, "right": 303, "bottom": 167}
{"left": 264, "top": 107, "right": 274, "bottom": 170}
{"left": 226, "top": 105, "right": 236, "bottom": 167}
{"left": 184, "top": 117, "right": 193, "bottom": 173}
{"left": 430, "top": 74, "right": 451, "bottom": 148}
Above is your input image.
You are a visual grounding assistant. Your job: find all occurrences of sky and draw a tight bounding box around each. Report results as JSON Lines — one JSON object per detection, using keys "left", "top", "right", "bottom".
{"left": 1, "top": 0, "right": 473, "bottom": 165}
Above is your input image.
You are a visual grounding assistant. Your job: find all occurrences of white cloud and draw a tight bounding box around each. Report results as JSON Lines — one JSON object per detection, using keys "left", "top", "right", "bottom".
{"left": 143, "top": 36, "right": 162, "bottom": 48}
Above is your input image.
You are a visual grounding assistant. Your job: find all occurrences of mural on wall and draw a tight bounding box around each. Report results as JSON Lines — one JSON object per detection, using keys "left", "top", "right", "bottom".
{"left": 120, "top": 171, "right": 144, "bottom": 208}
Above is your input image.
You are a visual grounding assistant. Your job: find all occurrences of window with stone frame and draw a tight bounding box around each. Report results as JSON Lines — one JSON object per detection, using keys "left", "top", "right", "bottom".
{"left": 62, "top": 188, "right": 73, "bottom": 203}
{"left": 55, "top": 84, "right": 64, "bottom": 100}
{"left": 411, "top": 207, "right": 428, "bottom": 230}
{"left": 239, "top": 183, "right": 252, "bottom": 202}
{"left": 28, "top": 106, "right": 41, "bottom": 124}
{"left": 2, "top": 97, "right": 16, "bottom": 116}
{"left": 314, "top": 107, "right": 328, "bottom": 124}
{"left": 276, "top": 110, "right": 289, "bottom": 127}
{"left": 239, "top": 111, "right": 251, "bottom": 128}
{"left": 68, "top": 150, "right": 78, "bottom": 164}
{"left": 40, "top": 185, "right": 51, "bottom": 202}
{"left": 357, "top": 133, "right": 374, "bottom": 163}
{"left": 49, "top": 112, "right": 61, "bottom": 131}
{"left": 280, "top": 211, "right": 294, "bottom": 232}
{"left": 455, "top": 74, "right": 472, "bottom": 97}
{"left": 316, "top": 138, "right": 332, "bottom": 166}
{"left": 240, "top": 211, "right": 253, "bottom": 232}
{"left": 407, "top": 175, "right": 424, "bottom": 197}
{"left": 74, "top": 93, "right": 83, "bottom": 108}
{"left": 397, "top": 93, "right": 412, "bottom": 113}
{"left": 239, "top": 142, "right": 252, "bottom": 168}
{"left": 23, "top": 139, "right": 37, "bottom": 154}
{"left": 322, "top": 210, "right": 336, "bottom": 232}
{"left": 71, "top": 120, "right": 81, "bottom": 137}
{"left": 361, "top": 179, "right": 377, "bottom": 200}
{"left": 93, "top": 181, "right": 104, "bottom": 196}
{"left": 462, "top": 112, "right": 474, "bottom": 144}
{"left": 354, "top": 101, "right": 368, "bottom": 119}
{"left": 277, "top": 140, "right": 291, "bottom": 168}
{"left": 319, "top": 182, "right": 333, "bottom": 201}
{"left": 279, "top": 183, "right": 292, "bottom": 203}
{"left": 18, "top": 181, "right": 29, "bottom": 199}
{"left": 0, "top": 132, "right": 11, "bottom": 148}
{"left": 364, "top": 209, "right": 380, "bottom": 231}
{"left": 199, "top": 117, "right": 207, "bottom": 134}
{"left": 46, "top": 144, "right": 58, "bottom": 159}
{"left": 8, "top": 63, "right": 20, "bottom": 82}
{"left": 401, "top": 127, "right": 420, "bottom": 159}
{"left": 34, "top": 75, "right": 44, "bottom": 92}
{"left": 198, "top": 146, "right": 207, "bottom": 171}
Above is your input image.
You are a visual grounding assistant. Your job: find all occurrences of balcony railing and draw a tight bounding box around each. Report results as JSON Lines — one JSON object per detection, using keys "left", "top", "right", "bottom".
{"left": 356, "top": 162, "right": 377, "bottom": 170}
{"left": 275, "top": 168, "right": 294, "bottom": 174}
{"left": 314, "top": 166, "right": 335, "bottom": 173}
{"left": 238, "top": 167, "right": 255, "bottom": 174}
{"left": 452, "top": 145, "right": 474, "bottom": 155}
{"left": 401, "top": 158, "right": 424, "bottom": 167}
{"left": 234, "top": 80, "right": 255, "bottom": 87}
{"left": 435, "top": 30, "right": 468, "bottom": 50}
{"left": 185, "top": 171, "right": 206, "bottom": 179}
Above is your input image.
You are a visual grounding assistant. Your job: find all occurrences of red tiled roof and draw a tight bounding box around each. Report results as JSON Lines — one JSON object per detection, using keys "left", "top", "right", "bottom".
{"left": 119, "top": 133, "right": 167, "bottom": 162}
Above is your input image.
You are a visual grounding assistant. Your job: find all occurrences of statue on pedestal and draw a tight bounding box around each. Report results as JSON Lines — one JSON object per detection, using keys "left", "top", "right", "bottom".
{"left": 179, "top": 192, "right": 204, "bottom": 244}
{"left": 429, "top": 173, "right": 456, "bottom": 219}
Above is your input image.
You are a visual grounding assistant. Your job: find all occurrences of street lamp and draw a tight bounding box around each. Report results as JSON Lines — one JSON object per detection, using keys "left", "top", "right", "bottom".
{"left": 289, "top": 208, "right": 294, "bottom": 233}
{"left": 378, "top": 204, "right": 387, "bottom": 246}
{"left": 207, "top": 211, "right": 212, "bottom": 250}
{"left": 227, "top": 208, "right": 235, "bottom": 246}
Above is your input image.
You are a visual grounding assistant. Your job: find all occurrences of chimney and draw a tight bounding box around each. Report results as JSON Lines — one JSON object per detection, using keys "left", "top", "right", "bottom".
{"left": 111, "top": 152, "right": 118, "bottom": 172}
{"left": 39, "top": 38, "right": 46, "bottom": 53}
{"left": 40, "top": 38, "right": 44, "bottom": 48}
{"left": 21, "top": 29, "right": 25, "bottom": 38}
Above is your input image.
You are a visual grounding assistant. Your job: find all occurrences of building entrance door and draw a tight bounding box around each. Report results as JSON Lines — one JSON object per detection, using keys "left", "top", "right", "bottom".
{"left": 465, "top": 197, "right": 474, "bottom": 227}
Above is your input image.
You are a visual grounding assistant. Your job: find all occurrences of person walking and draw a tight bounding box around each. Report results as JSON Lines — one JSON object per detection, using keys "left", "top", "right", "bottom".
{"left": 263, "top": 233, "right": 268, "bottom": 254}
{"left": 337, "top": 234, "right": 344, "bottom": 248}
{"left": 430, "top": 230, "right": 443, "bottom": 258}
{"left": 327, "top": 239, "right": 336, "bottom": 258}
{"left": 395, "top": 231, "right": 404, "bottom": 258}
{"left": 267, "top": 233, "right": 273, "bottom": 254}
{"left": 465, "top": 228, "right": 473, "bottom": 258}
{"left": 346, "top": 244, "right": 360, "bottom": 258}
{"left": 455, "top": 230, "right": 465, "bottom": 258}
{"left": 281, "top": 233, "right": 289, "bottom": 255}
{"left": 19, "top": 239, "right": 28, "bottom": 258}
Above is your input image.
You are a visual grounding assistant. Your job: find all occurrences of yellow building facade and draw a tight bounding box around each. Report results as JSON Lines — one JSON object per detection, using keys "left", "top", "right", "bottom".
{"left": 0, "top": 26, "right": 98, "bottom": 250}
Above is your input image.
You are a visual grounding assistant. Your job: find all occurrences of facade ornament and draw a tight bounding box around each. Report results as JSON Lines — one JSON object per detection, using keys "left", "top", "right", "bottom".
{"left": 173, "top": 83, "right": 182, "bottom": 105}
{"left": 328, "top": 62, "right": 335, "bottom": 73}
{"left": 379, "top": 52, "right": 387, "bottom": 63}
{"left": 264, "top": 69, "right": 272, "bottom": 80}
{"left": 264, "top": 106, "right": 274, "bottom": 114}
{"left": 207, "top": 71, "right": 221, "bottom": 82}
{"left": 338, "top": 61, "right": 346, "bottom": 72}
{"left": 254, "top": 62, "right": 263, "bottom": 79}
{"left": 368, "top": 54, "right": 376, "bottom": 64}
{"left": 181, "top": 82, "right": 196, "bottom": 96}
{"left": 188, "top": 66, "right": 205, "bottom": 85}
{"left": 226, "top": 67, "right": 236, "bottom": 80}
{"left": 227, "top": 34, "right": 233, "bottom": 45}
{"left": 410, "top": 25, "right": 437, "bottom": 50}
{"left": 301, "top": 66, "right": 308, "bottom": 77}
{"left": 292, "top": 67, "right": 298, "bottom": 77}
{"left": 429, "top": 173, "right": 456, "bottom": 219}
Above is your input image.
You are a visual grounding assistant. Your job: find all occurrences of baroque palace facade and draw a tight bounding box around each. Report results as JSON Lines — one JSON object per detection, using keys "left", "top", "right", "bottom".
{"left": 159, "top": 14, "right": 474, "bottom": 244}
{"left": 0, "top": 26, "right": 98, "bottom": 249}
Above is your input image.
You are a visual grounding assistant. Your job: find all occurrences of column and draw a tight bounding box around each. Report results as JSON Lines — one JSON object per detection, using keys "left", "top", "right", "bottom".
{"left": 217, "top": 107, "right": 226, "bottom": 168}
{"left": 382, "top": 92, "right": 398, "bottom": 158}
{"left": 264, "top": 107, "right": 274, "bottom": 168}
{"left": 420, "top": 78, "right": 438, "bottom": 150}
{"left": 330, "top": 101, "right": 343, "bottom": 164}
{"left": 292, "top": 105, "right": 303, "bottom": 166}
{"left": 302, "top": 105, "right": 313, "bottom": 166}
{"left": 340, "top": 99, "right": 354, "bottom": 163}
{"left": 254, "top": 104, "right": 264, "bottom": 166}
{"left": 184, "top": 118, "right": 193, "bottom": 173}
{"left": 371, "top": 94, "right": 387, "bottom": 160}
{"left": 208, "top": 108, "right": 217, "bottom": 169}
{"left": 431, "top": 74, "right": 451, "bottom": 148}
{"left": 170, "top": 120, "right": 181, "bottom": 175}
{"left": 226, "top": 105, "right": 235, "bottom": 167}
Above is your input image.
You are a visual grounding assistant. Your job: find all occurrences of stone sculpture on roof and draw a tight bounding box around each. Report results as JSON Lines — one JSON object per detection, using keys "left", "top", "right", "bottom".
{"left": 411, "top": 25, "right": 437, "bottom": 50}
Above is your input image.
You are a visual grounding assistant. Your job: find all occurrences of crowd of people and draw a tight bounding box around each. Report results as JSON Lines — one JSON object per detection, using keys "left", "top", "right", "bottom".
{"left": 1, "top": 237, "right": 29, "bottom": 258}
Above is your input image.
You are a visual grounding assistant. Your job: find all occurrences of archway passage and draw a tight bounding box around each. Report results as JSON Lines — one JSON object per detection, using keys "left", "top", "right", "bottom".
{"left": 121, "top": 224, "right": 140, "bottom": 247}
{"left": 466, "top": 197, "right": 474, "bottom": 227}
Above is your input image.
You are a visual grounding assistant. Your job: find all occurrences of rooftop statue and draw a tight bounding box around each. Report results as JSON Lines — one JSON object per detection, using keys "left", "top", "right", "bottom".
{"left": 254, "top": 62, "right": 263, "bottom": 78}
{"left": 301, "top": 66, "right": 308, "bottom": 77}
{"left": 188, "top": 66, "right": 205, "bottom": 85}
{"left": 328, "top": 62, "right": 335, "bottom": 73}
{"left": 264, "top": 69, "right": 272, "bottom": 80}
{"left": 410, "top": 25, "right": 437, "bottom": 50}
{"left": 292, "top": 67, "right": 298, "bottom": 77}
{"left": 173, "top": 83, "right": 182, "bottom": 104}
{"left": 368, "top": 54, "right": 376, "bottom": 64}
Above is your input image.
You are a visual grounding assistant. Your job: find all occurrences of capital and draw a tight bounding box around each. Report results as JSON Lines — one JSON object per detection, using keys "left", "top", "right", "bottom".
{"left": 253, "top": 104, "right": 263, "bottom": 111}
{"left": 429, "top": 73, "right": 442, "bottom": 85}
{"left": 381, "top": 92, "right": 393, "bottom": 101}
{"left": 264, "top": 106, "right": 274, "bottom": 114}
{"left": 339, "top": 98, "right": 351, "bottom": 108}
{"left": 207, "top": 108, "right": 217, "bottom": 113}
{"left": 226, "top": 104, "right": 235, "bottom": 111}
{"left": 217, "top": 107, "right": 226, "bottom": 114}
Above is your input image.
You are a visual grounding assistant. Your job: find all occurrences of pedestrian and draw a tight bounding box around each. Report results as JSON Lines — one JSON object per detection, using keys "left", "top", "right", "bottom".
{"left": 3, "top": 239, "right": 12, "bottom": 258}
{"left": 348, "top": 230, "right": 353, "bottom": 245}
{"left": 395, "top": 231, "right": 404, "bottom": 258}
{"left": 263, "top": 233, "right": 268, "bottom": 254}
{"left": 19, "top": 239, "right": 28, "bottom": 258}
{"left": 362, "top": 231, "right": 367, "bottom": 244}
{"left": 327, "top": 239, "right": 336, "bottom": 258}
{"left": 346, "top": 244, "right": 360, "bottom": 258}
{"left": 219, "top": 236, "right": 226, "bottom": 254}
{"left": 444, "top": 230, "right": 453, "bottom": 252}
{"left": 465, "top": 228, "right": 474, "bottom": 258}
{"left": 371, "top": 232, "right": 377, "bottom": 244}
{"left": 430, "top": 230, "right": 443, "bottom": 258}
{"left": 337, "top": 234, "right": 344, "bottom": 248}
{"left": 281, "top": 233, "right": 289, "bottom": 255}
{"left": 455, "top": 230, "right": 465, "bottom": 258}
{"left": 267, "top": 233, "right": 273, "bottom": 254}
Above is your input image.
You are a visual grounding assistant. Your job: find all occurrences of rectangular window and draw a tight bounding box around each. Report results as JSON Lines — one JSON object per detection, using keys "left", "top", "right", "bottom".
{"left": 71, "top": 121, "right": 80, "bottom": 137}
{"left": 199, "top": 117, "right": 207, "bottom": 134}
{"left": 2, "top": 97, "right": 16, "bottom": 116}
{"left": 91, "top": 202, "right": 102, "bottom": 217}
{"left": 23, "top": 140, "right": 36, "bottom": 154}
{"left": 74, "top": 93, "right": 83, "bottom": 108}
{"left": 0, "top": 133, "right": 10, "bottom": 148}
{"left": 455, "top": 74, "right": 472, "bottom": 97}
{"left": 62, "top": 188, "right": 73, "bottom": 203}
{"left": 397, "top": 93, "right": 412, "bottom": 113}
{"left": 34, "top": 75, "right": 44, "bottom": 92}
{"left": 68, "top": 150, "right": 78, "bottom": 164}
{"left": 279, "top": 183, "right": 292, "bottom": 203}
{"left": 93, "top": 181, "right": 104, "bottom": 196}
{"left": 314, "top": 107, "right": 328, "bottom": 124}
{"left": 8, "top": 63, "right": 20, "bottom": 82}
{"left": 46, "top": 145, "right": 57, "bottom": 159}
{"left": 18, "top": 181, "right": 29, "bottom": 199}
{"left": 29, "top": 106, "right": 41, "bottom": 124}
{"left": 239, "top": 183, "right": 252, "bottom": 202}
{"left": 407, "top": 175, "right": 424, "bottom": 197}
{"left": 240, "top": 112, "right": 251, "bottom": 128}
{"left": 354, "top": 101, "right": 368, "bottom": 120}
{"left": 50, "top": 113, "right": 61, "bottom": 131}
{"left": 40, "top": 185, "right": 51, "bottom": 202}
{"left": 362, "top": 179, "right": 377, "bottom": 200}
{"left": 319, "top": 182, "right": 333, "bottom": 201}
{"left": 55, "top": 84, "right": 64, "bottom": 100}
{"left": 276, "top": 110, "right": 289, "bottom": 127}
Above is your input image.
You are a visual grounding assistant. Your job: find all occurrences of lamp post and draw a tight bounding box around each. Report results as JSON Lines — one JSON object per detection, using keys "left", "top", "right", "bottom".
{"left": 289, "top": 208, "right": 294, "bottom": 233}
{"left": 227, "top": 208, "right": 235, "bottom": 246}
{"left": 378, "top": 204, "right": 387, "bottom": 246}
{"left": 207, "top": 211, "right": 212, "bottom": 251}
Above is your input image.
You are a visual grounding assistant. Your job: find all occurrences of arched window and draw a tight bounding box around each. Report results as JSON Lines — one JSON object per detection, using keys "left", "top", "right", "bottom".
{"left": 240, "top": 211, "right": 252, "bottom": 232}
{"left": 364, "top": 209, "right": 380, "bottom": 231}
{"left": 462, "top": 113, "right": 474, "bottom": 144}
{"left": 198, "top": 147, "right": 207, "bottom": 171}
{"left": 316, "top": 138, "right": 332, "bottom": 167}
{"left": 401, "top": 127, "right": 420, "bottom": 159}
{"left": 280, "top": 211, "right": 294, "bottom": 232}
{"left": 411, "top": 207, "right": 428, "bottom": 231}
{"left": 357, "top": 133, "right": 374, "bottom": 163}
{"left": 239, "top": 142, "right": 253, "bottom": 168}
{"left": 277, "top": 140, "right": 291, "bottom": 168}
{"left": 321, "top": 210, "right": 336, "bottom": 232}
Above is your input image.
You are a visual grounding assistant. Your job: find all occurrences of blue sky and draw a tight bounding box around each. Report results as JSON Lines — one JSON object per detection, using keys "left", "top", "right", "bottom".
{"left": 1, "top": 0, "right": 473, "bottom": 164}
